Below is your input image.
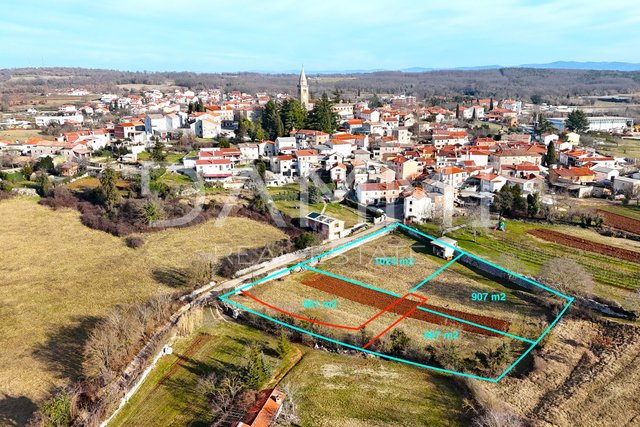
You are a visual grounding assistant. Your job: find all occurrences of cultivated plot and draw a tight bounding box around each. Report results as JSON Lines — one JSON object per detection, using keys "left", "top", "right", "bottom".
{"left": 220, "top": 223, "right": 574, "bottom": 381}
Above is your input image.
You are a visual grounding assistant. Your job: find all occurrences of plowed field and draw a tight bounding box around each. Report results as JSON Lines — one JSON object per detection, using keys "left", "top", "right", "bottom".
{"left": 598, "top": 210, "right": 640, "bottom": 235}
{"left": 302, "top": 273, "right": 510, "bottom": 337}
{"left": 528, "top": 229, "right": 640, "bottom": 263}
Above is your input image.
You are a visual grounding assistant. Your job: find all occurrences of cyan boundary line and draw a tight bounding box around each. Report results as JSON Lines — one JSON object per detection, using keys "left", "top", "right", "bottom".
{"left": 218, "top": 266, "right": 295, "bottom": 298}
{"left": 415, "top": 306, "right": 535, "bottom": 344}
{"left": 495, "top": 297, "right": 574, "bottom": 382}
{"left": 301, "top": 266, "right": 402, "bottom": 297}
{"left": 299, "top": 222, "right": 400, "bottom": 267}
{"left": 408, "top": 253, "right": 464, "bottom": 293}
{"left": 396, "top": 223, "right": 573, "bottom": 301}
{"left": 397, "top": 223, "right": 470, "bottom": 255}
{"left": 461, "top": 251, "right": 572, "bottom": 301}
{"left": 219, "top": 295, "right": 496, "bottom": 382}
{"left": 264, "top": 265, "right": 534, "bottom": 344}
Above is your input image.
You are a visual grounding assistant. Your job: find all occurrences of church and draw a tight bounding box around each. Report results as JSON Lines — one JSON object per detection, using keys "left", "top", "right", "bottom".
{"left": 298, "top": 66, "right": 311, "bottom": 111}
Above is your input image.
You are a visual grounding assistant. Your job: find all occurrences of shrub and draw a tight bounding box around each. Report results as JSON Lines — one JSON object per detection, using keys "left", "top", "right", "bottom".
{"left": 125, "top": 236, "right": 145, "bottom": 249}
{"left": 294, "top": 232, "right": 319, "bottom": 249}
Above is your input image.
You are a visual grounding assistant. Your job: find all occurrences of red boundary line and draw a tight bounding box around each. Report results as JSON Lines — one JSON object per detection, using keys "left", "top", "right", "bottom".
{"left": 240, "top": 290, "right": 426, "bottom": 332}
{"left": 362, "top": 293, "right": 427, "bottom": 349}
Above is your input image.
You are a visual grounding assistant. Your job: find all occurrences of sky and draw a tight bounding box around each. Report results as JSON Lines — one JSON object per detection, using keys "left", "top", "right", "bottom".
{"left": 1, "top": 0, "right": 639, "bottom": 73}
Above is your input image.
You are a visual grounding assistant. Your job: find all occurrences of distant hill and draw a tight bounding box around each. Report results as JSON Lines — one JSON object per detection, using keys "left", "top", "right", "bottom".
{"left": 517, "top": 61, "right": 640, "bottom": 71}
{"left": 2, "top": 66, "right": 640, "bottom": 101}
{"left": 266, "top": 62, "right": 640, "bottom": 75}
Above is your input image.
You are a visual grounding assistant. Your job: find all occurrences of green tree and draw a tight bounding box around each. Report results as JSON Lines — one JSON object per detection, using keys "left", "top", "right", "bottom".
{"left": 39, "top": 391, "right": 73, "bottom": 427}
{"left": 262, "top": 100, "right": 284, "bottom": 140}
{"left": 35, "top": 156, "right": 55, "bottom": 174}
{"left": 531, "top": 94, "right": 543, "bottom": 105}
{"left": 489, "top": 97, "right": 494, "bottom": 110}
{"left": 242, "top": 346, "right": 269, "bottom": 389}
{"left": 280, "top": 98, "right": 306, "bottom": 133}
{"left": 35, "top": 172, "right": 51, "bottom": 197}
{"left": 150, "top": 139, "right": 167, "bottom": 162}
{"left": 249, "top": 117, "right": 266, "bottom": 141}
{"left": 276, "top": 330, "right": 292, "bottom": 358}
{"left": 535, "top": 115, "right": 558, "bottom": 135}
{"left": 492, "top": 185, "right": 514, "bottom": 215}
{"left": 526, "top": 192, "right": 541, "bottom": 217}
{"left": 305, "top": 93, "right": 338, "bottom": 134}
{"left": 369, "top": 93, "right": 383, "bottom": 108}
{"left": 21, "top": 163, "right": 34, "bottom": 180}
{"left": 235, "top": 117, "right": 251, "bottom": 142}
{"left": 389, "top": 329, "right": 410, "bottom": 356}
{"left": 98, "top": 166, "right": 120, "bottom": 210}
{"left": 145, "top": 201, "right": 159, "bottom": 223}
{"left": 218, "top": 137, "right": 231, "bottom": 148}
{"left": 545, "top": 141, "right": 558, "bottom": 166}
{"left": 294, "top": 232, "right": 319, "bottom": 249}
{"left": 332, "top": 88, "right": 342, "bottom": 103}
{"left": 255, "top": 159, "right": 266, "bottom": 181}
{"left": 511, "top": 184, "right": 526, "bottom": 212}
{"left": 565, "top": 109, "right": 589, "bottom": 133}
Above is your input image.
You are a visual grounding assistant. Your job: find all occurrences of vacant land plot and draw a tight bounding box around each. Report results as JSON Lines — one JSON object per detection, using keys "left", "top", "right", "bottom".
{"left": 286, "top": 350, "right": 470, "bottom": 426}
{"left": 316, "top": 233, "right": 452, "bottom": 294}
{"left": 225, "top": 225, "right": 561, "bottom": 380}
{"left": 109, "top": 316, "right": 300, "bottom": 427}
{"left": 0, "top": 128, "right": 50, "bottom": 142}
{"left": 0, "top": 197, "right": 286, "bottom": 421}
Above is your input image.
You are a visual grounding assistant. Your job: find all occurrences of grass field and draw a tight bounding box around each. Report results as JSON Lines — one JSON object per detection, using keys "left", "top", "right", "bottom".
{"left": 0, "top": 128, "right": 50, "bottom": 142}
{"left": 287, "top": 349, "right": 470, "bottom": 426}
{"left": 0, "top": 197, "right": 286, "bottom": 420}
{"left": 267, "top": 184, "right": 364, "bottom": 227}
{"left": 109, "top": 315, "right": 301, "bottom": 427}
{"left": 111, "top": 316, "right": 470, "bottom": 427}
{"left": 596, "top": 136, "right": 640, "bottom": 159}
{"left": 418, "top": 219, "right": 640, "bottom": 308}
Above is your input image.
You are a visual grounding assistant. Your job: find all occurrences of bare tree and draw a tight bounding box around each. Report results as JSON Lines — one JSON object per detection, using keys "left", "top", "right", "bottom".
{"left": 538, "top": 257, "right": 594, "bottom": 296}
{"left": 275, "top": 382, "right": 300, "bottom": 426}
{"left": 473, "top": 409, "right": 524, "bottom": 427}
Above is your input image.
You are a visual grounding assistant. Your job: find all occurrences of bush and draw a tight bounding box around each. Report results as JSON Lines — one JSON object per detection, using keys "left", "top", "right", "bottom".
{"left": 125, "top": 236, "right": 145, "bottom": 249}
{"left": 294, "top": 232, "right": 319, "bottom": 249}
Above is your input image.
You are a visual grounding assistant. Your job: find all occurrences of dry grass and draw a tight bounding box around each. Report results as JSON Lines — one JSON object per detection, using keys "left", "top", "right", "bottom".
{"left": 317, "top": 233, "right": 453, "bottom": 295}
{"left": 0, "top": 197, "right": 286, "bottom": 418}
{"left": 0, "top": 129, "right": 51, "bottom": 142}
{"left": 475, "top": 317, "right": 640, "bottom": 426}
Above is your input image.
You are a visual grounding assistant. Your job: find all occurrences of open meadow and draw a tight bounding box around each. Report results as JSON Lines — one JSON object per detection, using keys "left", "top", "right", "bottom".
{"left": 0, "top": 197, "right": 286, "bottom": 423}
{"left": 109, "top": 315, "right": 470, "bottom": 427}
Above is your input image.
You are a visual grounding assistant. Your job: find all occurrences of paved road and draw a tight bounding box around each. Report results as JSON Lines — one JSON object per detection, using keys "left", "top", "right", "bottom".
{"left": 188, "top": 219, "right": 396, "bottom": 299}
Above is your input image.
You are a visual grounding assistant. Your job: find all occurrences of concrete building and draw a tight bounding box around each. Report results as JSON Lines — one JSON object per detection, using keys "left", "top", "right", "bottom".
{"left": 548, "top": 116, "right": 633, "bottom": 132}
{"left": 305, "top": 212, "right": 345, "bottom": 240}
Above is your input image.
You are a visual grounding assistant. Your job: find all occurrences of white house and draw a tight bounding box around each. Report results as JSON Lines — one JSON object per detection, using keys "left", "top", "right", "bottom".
{"left": 433, "top": 166, "right": 469, "bottom": 188}
{"left": 195, "top": 158, "right": 233, "bottom": 180}
{"left": 403, "top": 187, "right": 433, "bottom": 223}
{"left": 270, "top": 155, "right": 295, "bottom": 177}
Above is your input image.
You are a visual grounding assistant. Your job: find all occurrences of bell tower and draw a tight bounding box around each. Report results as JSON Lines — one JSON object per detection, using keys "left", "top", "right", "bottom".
{"left": 298, "top": 66, "right": 310, "bottom": 110}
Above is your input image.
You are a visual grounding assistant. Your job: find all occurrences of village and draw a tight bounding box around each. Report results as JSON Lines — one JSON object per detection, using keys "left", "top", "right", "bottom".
{"left": 2, "top": 67, "right": 640, "bottom": 427}
{"left": 1, "top": 67, "right": 639, "bottom": 241}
